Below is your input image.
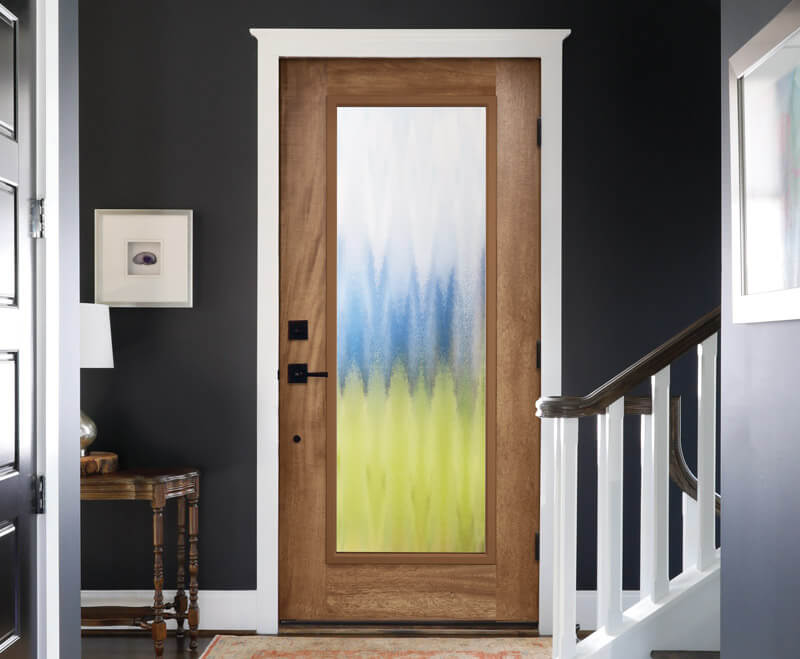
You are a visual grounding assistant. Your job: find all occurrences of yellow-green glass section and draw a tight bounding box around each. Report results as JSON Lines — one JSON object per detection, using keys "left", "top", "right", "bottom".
{"left": 337, "top": 368, "right": 486, "bottom": 553}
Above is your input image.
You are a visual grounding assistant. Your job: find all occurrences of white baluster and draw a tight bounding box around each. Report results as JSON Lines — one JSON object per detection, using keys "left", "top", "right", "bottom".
{"left": 596, "top": 414, "right": 607, "bottom": 630}
{"left": 650, "top": 366, "right": 670, "bottom": 602}
{"left": 696, "top": 333, "right": 718, "bottom": 570}
{"left": 597, "top": 399, "right": 624, "bottom": 633}
{"left": 682, "top": 492, "right": 699, "bottom": 569}
{"left": 639, "top": 413, "right": 654, "bottom": 601}
{"left": 552, "top": 419, "right": 562, "bottom": 654}
{"left": 553, "top": 417, "right": 579, "bottom": 659}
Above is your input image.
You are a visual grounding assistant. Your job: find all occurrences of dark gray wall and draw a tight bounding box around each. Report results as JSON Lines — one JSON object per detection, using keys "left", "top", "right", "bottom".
{"left": 721, "top": 1, "right": 800, "bottom": 657}
{"left": 78, "top": 0, "right": 721, "bottom": 593}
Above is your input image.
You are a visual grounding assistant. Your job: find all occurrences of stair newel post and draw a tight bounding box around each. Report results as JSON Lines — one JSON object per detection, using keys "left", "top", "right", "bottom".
{"left": 696, "top": 333, "right": 718, "bottom": 571}
{"left": 650, "top": 366, "right": 671, "bottom": 602}
{"left": 552, "top": 418, "right": 562, "bottom": 653}
{"left": 598, "top": 398, "right": 624, "bottom": 633}
{"left": 553, "top": 417, "right": 579, "bottom": 659}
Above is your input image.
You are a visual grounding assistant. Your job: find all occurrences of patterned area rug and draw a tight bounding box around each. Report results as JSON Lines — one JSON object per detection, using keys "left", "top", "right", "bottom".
{"left": 200, "top": 635, "right": 552, "bottom": 658}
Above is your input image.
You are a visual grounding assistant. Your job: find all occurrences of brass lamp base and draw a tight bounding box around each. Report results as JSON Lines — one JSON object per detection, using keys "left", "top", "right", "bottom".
{"left": 80, "top": 409, "right": 97, "bottom": 457}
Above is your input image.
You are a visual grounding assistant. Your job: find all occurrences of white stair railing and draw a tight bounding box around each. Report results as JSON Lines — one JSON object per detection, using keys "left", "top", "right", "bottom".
{"left": 596, "top": 398, "right": 623, "bottom": 634}
{"left": 639, "top": 412, "right": 653, "bottom": 602}
{"left": 538, "top": 309, "right": 720, "bottom": 659}
{"left": 696, "top": 335, "right": 718, "bottom": 572}
{"left": 649, "top": 365, "right": 671, "bottom": 603}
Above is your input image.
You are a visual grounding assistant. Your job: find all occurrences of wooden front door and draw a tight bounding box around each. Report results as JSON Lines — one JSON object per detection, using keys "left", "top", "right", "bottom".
{"left": 0, "top": 0, "right": 37, "bottom": 655}
{"left": 279, "top": 58, "right": 541, "bottom": 623}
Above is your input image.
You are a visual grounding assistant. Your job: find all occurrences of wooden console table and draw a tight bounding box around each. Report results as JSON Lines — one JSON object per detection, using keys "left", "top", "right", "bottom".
{"left": 80, "top": 468, "right": 200, "bottom": 656}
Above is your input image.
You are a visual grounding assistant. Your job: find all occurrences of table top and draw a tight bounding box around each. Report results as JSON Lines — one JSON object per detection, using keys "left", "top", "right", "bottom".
{"left": 81, "top": 467, "right": 199, "bottom": 482}
{"left": 80, "top": 468, "right": 199, "bottom": 503}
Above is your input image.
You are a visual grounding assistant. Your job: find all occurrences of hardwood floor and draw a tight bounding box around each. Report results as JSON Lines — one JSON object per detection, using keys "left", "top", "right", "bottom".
{"left": 81, "top": 635, "right": 211, "bottom": 658}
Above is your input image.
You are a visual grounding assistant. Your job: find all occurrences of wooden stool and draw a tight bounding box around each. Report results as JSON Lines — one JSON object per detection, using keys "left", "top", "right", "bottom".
{"left": 80, "top": 469, "right": 200, "bottom": 656}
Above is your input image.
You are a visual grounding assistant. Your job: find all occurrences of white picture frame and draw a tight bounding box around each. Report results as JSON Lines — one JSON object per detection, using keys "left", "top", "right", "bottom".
{"left": 730, "top": 0, "right": 800, "bottom": 323}
{"left": 94, "top": 209, "right": 193, "bottom": 307}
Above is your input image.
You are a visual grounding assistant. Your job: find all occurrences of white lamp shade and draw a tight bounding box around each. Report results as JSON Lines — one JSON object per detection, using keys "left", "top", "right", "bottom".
{"left": 80, "top": 303, "right": 114, "bottom": 369}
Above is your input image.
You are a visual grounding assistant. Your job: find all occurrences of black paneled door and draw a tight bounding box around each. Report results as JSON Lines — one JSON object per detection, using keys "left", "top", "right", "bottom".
{"left": 0, "top": 0, "right": 36, "bottom": 657}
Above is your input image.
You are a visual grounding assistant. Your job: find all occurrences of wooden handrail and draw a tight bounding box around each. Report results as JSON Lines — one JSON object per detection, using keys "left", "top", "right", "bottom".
{"left": 536, "top": 307, "right": 720, "bottom": 419}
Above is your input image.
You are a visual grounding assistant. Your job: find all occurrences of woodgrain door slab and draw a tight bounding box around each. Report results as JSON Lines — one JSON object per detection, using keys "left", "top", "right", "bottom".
{"left": 279, "top": 58, "right": 540, "bottom": 623}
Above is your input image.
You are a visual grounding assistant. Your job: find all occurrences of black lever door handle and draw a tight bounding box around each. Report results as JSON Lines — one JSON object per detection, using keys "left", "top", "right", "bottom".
{"left": 287, "top": 363, "right": 328, "bottom": 384}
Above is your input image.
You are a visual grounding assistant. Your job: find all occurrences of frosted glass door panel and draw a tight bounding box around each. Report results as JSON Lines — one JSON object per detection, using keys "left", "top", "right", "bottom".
{"left": 336, "top": 106, "right": 487, "bottom": 553}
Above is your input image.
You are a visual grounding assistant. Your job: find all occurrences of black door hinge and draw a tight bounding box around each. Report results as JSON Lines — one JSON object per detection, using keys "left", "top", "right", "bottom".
{"left": 30, "top": 198, "right": 44, "bottom": 239}
{"left": 534, "top": 531, "right": 540, "bottom": 561}
{"left": 536, "top": 340, "right": 541, "bottom": 370}
{"left": 537, "top": 117, "right": 542, "bottom": 147}
{"left": 34, "top": 475, "right": 45, "bottom": 514}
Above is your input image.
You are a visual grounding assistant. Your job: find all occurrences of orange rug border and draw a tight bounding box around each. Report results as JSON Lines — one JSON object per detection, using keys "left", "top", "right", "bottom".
{"left": 200, "top": 635, "right": 223, "bottom": 659}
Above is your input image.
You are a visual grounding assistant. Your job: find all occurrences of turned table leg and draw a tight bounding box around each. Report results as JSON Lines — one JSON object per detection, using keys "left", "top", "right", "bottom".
{"left": 188, "top": 481, "right": 200, "bottom": 650}
{"left": 175, "top": 495, "right": 187, "bottom": 644}
{"left": 152, "top": 485, "right": 167, "bottom": 657}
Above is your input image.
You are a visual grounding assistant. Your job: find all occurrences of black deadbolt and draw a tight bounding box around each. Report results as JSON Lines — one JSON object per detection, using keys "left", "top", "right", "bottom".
{"left": 288, "top": 320, "right": 309, "bottom": 341}
{"left": 292, "top": 435, "right": 302, "bottom": 443}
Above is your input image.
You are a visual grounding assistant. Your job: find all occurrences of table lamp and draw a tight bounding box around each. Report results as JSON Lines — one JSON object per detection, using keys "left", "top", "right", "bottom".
{"left": 80, "top": 303, "right": 114, "bottom": 456}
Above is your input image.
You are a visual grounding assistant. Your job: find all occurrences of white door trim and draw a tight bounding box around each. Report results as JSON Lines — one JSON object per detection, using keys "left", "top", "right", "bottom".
{"left": 36, "top": 0, "right": 82, "bottom": 656}
{"left": 37, "top": 0, "right": 61, "bottom": 656}
{"left": 251, "top": 29, "right": 569, "bottom": 634}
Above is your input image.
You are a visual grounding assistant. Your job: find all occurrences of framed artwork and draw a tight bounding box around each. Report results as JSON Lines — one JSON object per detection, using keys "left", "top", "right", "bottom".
{"left": 94, "top": 209, "right": 193, "bottom": 307}
{"left": 730, "top": 0, "right": 800, "bottom": 323}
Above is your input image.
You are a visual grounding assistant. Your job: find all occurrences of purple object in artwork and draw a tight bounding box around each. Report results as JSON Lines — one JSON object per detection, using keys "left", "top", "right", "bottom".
{"left": 132, "top": 251, "right": 158, "bottom": 265}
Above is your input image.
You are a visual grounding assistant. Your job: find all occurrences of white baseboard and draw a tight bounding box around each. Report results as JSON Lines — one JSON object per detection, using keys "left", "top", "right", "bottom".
{"left": 80, "top": 590, "right": 258, "bottom": 631}
{"left": 576, "top": 590, "right": 640, "bottom": 632}
{"left": 82, "top": 588, "right": 635, "bottom": 633}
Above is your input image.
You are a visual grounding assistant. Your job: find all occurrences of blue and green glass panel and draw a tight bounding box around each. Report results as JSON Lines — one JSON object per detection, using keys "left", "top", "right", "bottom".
{"left": 336, "top": 106, "right": 487, "bottom": 553}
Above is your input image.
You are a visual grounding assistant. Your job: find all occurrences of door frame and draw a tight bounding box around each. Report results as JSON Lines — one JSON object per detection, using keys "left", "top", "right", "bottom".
{"left": 35, "top": 0, "right": 82, "bottom": 657}
{"left": 251, "top": 28, "right": 569, "bottom": 635}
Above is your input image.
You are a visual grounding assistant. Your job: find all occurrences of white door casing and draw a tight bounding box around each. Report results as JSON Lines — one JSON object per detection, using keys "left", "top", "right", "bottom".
{"left": 251, "top": 29, "right": 569, "bottom": 634}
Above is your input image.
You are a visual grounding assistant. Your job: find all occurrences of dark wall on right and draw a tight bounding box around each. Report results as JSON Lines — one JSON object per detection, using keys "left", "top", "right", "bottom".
{"left": 721, "top": 2, "right": 800, "bottom": 658}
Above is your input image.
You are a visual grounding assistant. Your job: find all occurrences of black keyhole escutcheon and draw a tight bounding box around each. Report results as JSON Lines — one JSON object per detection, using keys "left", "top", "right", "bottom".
{"left": 292, "top": 435, "right": 302, "bottom": 444}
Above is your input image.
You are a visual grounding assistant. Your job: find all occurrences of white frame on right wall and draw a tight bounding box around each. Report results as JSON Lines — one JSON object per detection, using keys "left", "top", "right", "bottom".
{"left": 730, "top": 0, "right": 800, "bottom": 324}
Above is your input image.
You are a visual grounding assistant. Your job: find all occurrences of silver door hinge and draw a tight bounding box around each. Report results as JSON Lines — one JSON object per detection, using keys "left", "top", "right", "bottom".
{"left": 34, "top": 475, "right": 45, "bottom": 514}
{"left": 30, "top": 198, "right": 44, "bottom": 239}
